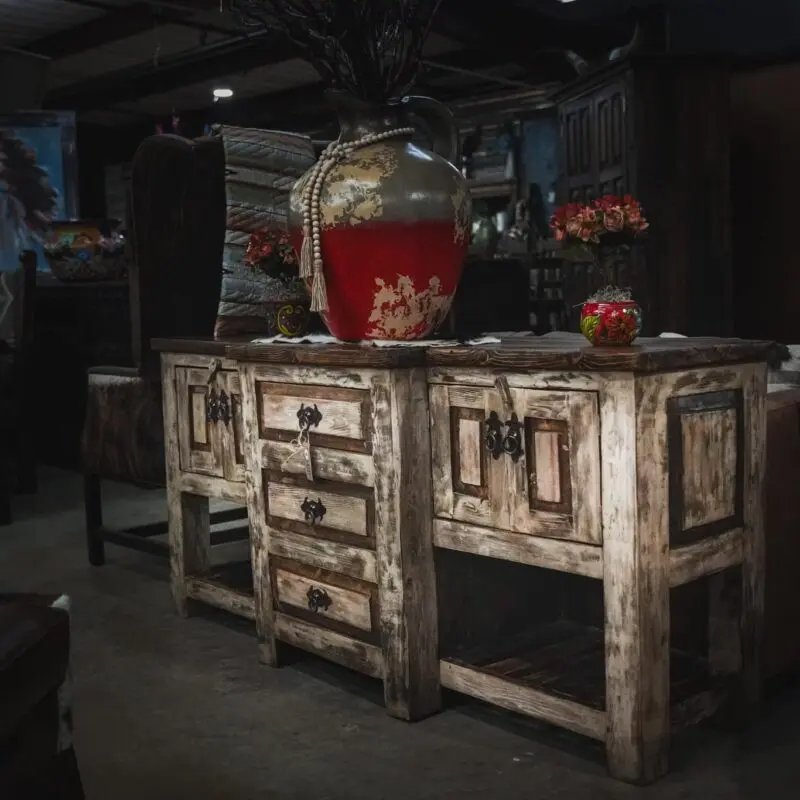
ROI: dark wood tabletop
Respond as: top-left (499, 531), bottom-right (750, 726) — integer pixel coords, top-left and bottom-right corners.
top-left (152, 333), bottom-right (788, 373)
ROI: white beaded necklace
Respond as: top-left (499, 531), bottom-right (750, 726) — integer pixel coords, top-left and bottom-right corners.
top-left (299, 126), bottom-right (415, 313)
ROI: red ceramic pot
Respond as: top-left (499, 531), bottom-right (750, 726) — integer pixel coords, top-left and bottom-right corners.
top-left (580, 300), bottom-right (642, 346)
top-left (289, 91), bottom-right (471, 341)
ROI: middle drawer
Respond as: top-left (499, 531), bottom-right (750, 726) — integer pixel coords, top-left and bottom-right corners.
top-left (266, 473), bottom-right (376, 548)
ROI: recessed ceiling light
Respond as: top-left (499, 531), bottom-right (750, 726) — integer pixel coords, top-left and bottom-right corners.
top-left (212, 87), bottom-right (234, 99)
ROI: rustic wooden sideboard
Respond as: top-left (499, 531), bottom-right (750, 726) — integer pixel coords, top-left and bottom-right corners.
top-left (153, 333), bottom-right (778, 784)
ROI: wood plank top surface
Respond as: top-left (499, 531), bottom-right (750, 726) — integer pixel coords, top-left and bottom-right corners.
top-left (152, 333), bottom-right (787, 373)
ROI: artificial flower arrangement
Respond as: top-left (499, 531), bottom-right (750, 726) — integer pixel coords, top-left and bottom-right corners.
top-left (550, 195), bottom-right (649, 345)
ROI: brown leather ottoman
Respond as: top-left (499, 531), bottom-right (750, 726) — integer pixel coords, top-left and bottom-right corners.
top-left (0, 594), bottom-right (84, 799)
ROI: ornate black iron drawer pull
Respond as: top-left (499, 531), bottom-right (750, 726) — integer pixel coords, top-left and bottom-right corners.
top-left (301, 497), bottom-right (326, 525)
top-left (206, 388), bottom-right (220, 423)
top-left (297, 403), bottom-right (323, 431)
top-left (307, 586), bottom-right (332, 613)
top-left (484, 410), bottom-right (505, 460)
top-left (502, 413), bottom-right (524, 463)
top-left (217, 390), bottom-right (231, 425)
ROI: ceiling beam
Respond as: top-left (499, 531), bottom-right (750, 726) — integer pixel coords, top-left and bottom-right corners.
top-left (45, 31), bottom-right (295, 111)
top-left (26, 1), bottom-right (238, 60)
top-left (432, 0), bottom-right (635, 67)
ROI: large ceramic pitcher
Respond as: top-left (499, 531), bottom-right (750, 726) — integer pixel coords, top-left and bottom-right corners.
top-left (288, 90), bottom-right (471, 341)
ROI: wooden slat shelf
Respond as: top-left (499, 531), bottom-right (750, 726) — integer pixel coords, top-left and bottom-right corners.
top-left (441, 621), bottom-right (715, 723)
top-left (185, 561), bottom-right (255, 621)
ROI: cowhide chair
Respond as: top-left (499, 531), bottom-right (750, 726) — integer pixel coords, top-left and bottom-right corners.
top-left (0, 250), bottom-right (38, 525)
top-left (82, 134), bottom-right (245, 565)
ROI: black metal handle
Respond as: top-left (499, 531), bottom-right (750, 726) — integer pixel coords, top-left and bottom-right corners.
top-left (206, 388), bottom-right (231, 425)
top-left (502, 413), bottom-right (524, 463)
top-left (206, 388), bottom-right (220, 423)
top-left (484, 411), bottom-right (504, 460)
top-left (217, 390), bottom-right (231, 425)
top-left (301, 497), bottom-right (326, 526)
top-left (307, 586), bottom-right (332, 614)
top-left (297, 403), bottom-right (323, 431)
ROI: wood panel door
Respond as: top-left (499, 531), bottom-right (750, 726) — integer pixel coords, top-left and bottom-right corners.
top-left (176, 366), bottom-right (225, 477)
top-left (175, 366), bottom-right (244, 480)
top-left (431, 384), bottom-right (602, 544)
top-left (594, 80), bottom-right (628, 197)
top-left (560, 95), bottom-right (596, 202)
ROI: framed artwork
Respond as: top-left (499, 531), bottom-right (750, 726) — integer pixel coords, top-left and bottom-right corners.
top-left (0, 111), bottom-right (79, 271)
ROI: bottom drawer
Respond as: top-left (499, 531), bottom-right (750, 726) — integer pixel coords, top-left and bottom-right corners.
top-left (271, 556), bottom-right (379, 645)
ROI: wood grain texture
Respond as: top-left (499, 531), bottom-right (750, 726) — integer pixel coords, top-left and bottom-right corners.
top-left (267, 482), bottom-right (368, 537)
top-left (427, 368), bottom-right (603, 392)
top-left (175, 472), bottom-right (247, 504)
top-left (433, 519), bottom-right (603, 579)
top-left (667, 387), bottom-right (744, 546)
top-left (275, 612), bottom-right (385, 678)
top-left (274, 566), bottom-right (373, 632)
top-left (152, 334), bottom-right (786, 374)
top-left (239, 361), bottom-right (279, 665)
top-left (185, 575), bottom-right (256, 621)
top-left (669, 529), bottom-right (744, 588)
top-left (175, 367), bottom-right (222, 477)
top-left (221, 370), bottom-right (246, 483)
top-left (268, 528), bottom-right (378, 583)
top-left (258, 383), bottom-right (370, 443)
top-left (440, 660), bottom-right (606, 741)
top-left (373, 368), bottom-right (440, 720)
top-left (162, 355), bottom-right (211, 617)
top-left (739, 363), bottom-right (767, 719)
top-left (601, 373), bottom-right (670, 784)
top-left (681, 408), bottom-right (738, 528)
top-left (262, 440), bottom-right (375, 487)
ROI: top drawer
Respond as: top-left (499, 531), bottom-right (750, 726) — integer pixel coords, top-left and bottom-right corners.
top-left (256, 382), bottom-right (372, 454)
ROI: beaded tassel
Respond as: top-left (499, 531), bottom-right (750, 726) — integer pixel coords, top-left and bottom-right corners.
top-left (299, 224), bottom-right (313, 279)
top-left (300, 127), bottom-right (415, 314)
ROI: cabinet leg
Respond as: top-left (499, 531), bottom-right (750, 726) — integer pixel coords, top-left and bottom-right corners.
top-left (374, 369), bottom-right (441, 721)
top-left (601, 375), bottom-right (670, 784)
top-left (84, 475), bottom-right (105, 567)
top-left (167, 488), bottom-right (210, 617)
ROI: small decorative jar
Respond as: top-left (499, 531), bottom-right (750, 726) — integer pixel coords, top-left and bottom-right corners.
top-left (580, 290), bottom-right (642, 346)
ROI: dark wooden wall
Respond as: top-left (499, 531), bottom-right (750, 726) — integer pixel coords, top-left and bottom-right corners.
top-left (731, 63), bottom-right (800, 343)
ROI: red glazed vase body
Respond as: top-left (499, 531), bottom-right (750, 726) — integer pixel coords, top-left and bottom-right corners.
top-left (289, 92), bottom-right (471, 341)
top-left (580, 300), bottom-right (642, 346)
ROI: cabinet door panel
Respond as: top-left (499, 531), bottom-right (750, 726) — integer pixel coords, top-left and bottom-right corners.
top-left (221, 371), bottom-right (246, 483)
top-left (430, 384), bottom-right (510, 530)
top-left (176, 367), bottom-right (224, 477)
top-left (431, 383), bottom-right (602, 544)
top-left (509, 389), bottom-right (602, 544)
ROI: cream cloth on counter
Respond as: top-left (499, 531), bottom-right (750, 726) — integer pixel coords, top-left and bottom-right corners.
top-left (250, 334), bottom-right (501, 347)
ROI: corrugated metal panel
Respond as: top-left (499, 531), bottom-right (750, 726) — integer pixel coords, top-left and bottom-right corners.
top-left (0, 0), bottom-right (118, 48)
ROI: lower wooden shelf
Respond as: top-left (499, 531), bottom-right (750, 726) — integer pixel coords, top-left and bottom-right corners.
top-left (441, 621), bottom-right (721, 740)
top-left (185, 561), bottom-right (255, 621)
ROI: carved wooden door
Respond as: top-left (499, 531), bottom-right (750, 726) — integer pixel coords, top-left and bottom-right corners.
top-left (175, 366), bottom-right (244, 480)
top-left (431, 384), bottom-right (602, 544)
top-left (559, 96), bottom-right (596, 202)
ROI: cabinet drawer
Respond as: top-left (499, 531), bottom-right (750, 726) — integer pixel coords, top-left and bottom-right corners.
top-left (256, 383), bottom-right (372, 453)
top-left (430, 383), bottom-right (601, 544)
top-left (267, 475), bottom-right (374, 545)
top-left (271, 557), bottom-right (378, 642)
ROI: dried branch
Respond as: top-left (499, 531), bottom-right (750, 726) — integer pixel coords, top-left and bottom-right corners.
top-left (229, 0), bottom-right (442, 104)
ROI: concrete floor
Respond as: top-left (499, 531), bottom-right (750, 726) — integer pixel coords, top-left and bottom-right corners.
top-left (3, 468), bottom-right (800, 799)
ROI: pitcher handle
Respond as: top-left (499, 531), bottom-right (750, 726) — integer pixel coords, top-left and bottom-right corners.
top-left (400, 95), bottom-right (460, 166)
